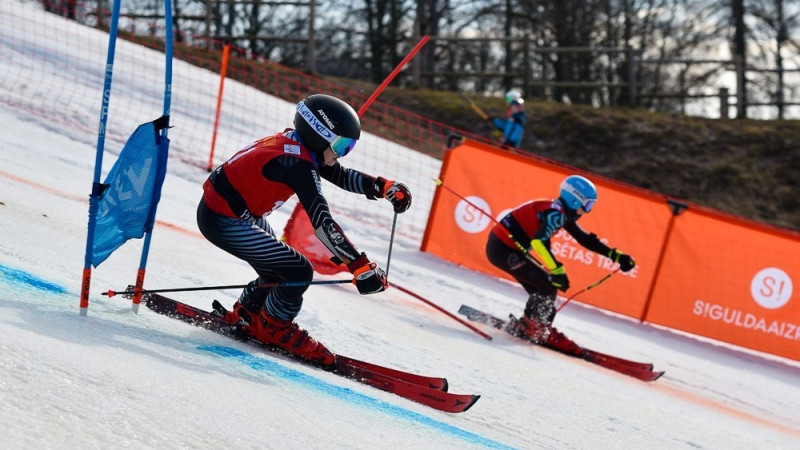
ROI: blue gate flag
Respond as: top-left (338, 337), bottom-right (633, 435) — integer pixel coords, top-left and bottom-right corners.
top-left (91, 117), bottom-right (169, 267)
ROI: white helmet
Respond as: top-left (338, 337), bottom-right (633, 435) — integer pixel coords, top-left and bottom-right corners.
top-left (505, 90), bottom-right (523, 104)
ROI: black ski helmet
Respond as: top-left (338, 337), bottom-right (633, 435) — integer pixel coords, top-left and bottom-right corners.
top-left (293, 94), bottom-right (361, 155)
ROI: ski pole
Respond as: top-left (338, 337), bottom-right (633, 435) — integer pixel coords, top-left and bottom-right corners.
top-left (556, 268), bottom-right (620, 312)
top-left (458, 93), bottom-right (490, 121)
top-left (385, 212), bottom-right (398, 279)
top-left (103, 279), bottom-right (352, 298)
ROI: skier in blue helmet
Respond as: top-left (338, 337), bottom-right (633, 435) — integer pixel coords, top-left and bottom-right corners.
top-left (485, 175), bottom-right (636, 354)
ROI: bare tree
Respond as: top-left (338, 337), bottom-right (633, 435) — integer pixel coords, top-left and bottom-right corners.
top-left (38, 0), bottom-right (800, 118)
top-left (732, 0), bottom-right (747, 118)
top-left (747, 0), bottom-right (800, 119)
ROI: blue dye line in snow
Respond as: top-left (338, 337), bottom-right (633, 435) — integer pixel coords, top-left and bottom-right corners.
top-left (200, 345), bottom-right (514, 449)
top-left (0, 263), bottom-right (67, 294)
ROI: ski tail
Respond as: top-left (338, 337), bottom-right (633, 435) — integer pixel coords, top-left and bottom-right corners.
top-left (335, 360), bottom-right (477, 413)
top-left (336, 356), bottom-right (449, 392)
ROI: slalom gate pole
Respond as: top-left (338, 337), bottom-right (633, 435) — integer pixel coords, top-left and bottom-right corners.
top-left (357, 35), bottom-right (429, 117)
top-left (80, 0), bottom-right (122, 316)
top-left (385, 212), bottom-right (398, 279)
top-left (353, 35), bottom-right (426, 281)
top-left (129, 0), bottom-right (175, 313)
top-left (391, 283), bottom-right (493, 341)
top-left (104, 279), bottom-right (352, 298)
top-left (206, 43), bottom-right (230, 172)
top-left (556, 268), bottom-right (620, 312)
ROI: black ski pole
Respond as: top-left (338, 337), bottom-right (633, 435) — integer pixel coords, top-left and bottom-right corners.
top-left (103, 279), bottom-right (352, 298)
top-left (385, 212), bottom-right (398, 279)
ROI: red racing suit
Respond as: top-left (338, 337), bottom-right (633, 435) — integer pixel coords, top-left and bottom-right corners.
top-left (202, 131), bottom-right (385, 267)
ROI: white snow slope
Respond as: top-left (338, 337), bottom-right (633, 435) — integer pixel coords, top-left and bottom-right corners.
top-left (1, 2), bottom-right (799, 449)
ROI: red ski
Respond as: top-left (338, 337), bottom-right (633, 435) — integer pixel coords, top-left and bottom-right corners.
top-left (142, 293), bottom-right (479, 413)
top-left (458, 304), bottom-right (664, 382)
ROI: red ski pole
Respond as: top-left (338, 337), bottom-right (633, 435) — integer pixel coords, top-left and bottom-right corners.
top-left (392, 283), bottom-right (493, 341)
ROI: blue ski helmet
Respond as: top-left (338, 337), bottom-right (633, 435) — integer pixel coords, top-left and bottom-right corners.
top-left (559, 175), bottom-right (597, 212)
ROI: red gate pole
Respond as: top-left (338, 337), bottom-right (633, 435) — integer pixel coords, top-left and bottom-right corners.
top-left (207, 43), bottom-right (230, 171)
top-left (357, 35), bottom-right (429, 117)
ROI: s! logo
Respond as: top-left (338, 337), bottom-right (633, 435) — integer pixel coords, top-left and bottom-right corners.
top-left (454, 196), bottom-right (491, 234)
top-left (750, 267), bottom-right (793, 309)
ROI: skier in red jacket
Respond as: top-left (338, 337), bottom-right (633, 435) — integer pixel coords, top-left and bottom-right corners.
top-left (485, 175), bottom-right (635, 353)
top-left (197, 94), bottom-right (411, 366)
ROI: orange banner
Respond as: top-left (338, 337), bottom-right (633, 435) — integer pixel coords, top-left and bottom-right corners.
top-left (646, 208), bottom-right (800, 361)
top-left (422, 140), bottom-right (672, 318)
top-left (422, 139), bottom-right (800, 362)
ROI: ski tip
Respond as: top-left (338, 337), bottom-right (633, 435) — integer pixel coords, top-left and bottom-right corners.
top-left (650, 371), bottom-right (666, 381)
top-left (462, 394), bottom-right (481, 412)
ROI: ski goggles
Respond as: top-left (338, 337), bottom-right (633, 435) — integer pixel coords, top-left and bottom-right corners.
top-left (296, 101), bottom-right (358, 157)
top-left (582, 199), bottom-right (596, 212)
top-left (329, 135), bottom-right (358, 157)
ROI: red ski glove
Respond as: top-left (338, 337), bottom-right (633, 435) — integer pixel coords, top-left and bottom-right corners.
top-left (347, 253), bottom-right (388, 295)
top-left (375, 177), bottom-right (412, 213)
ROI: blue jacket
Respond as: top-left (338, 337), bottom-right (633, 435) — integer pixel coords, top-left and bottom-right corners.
top-left (491, 102), bottom-right (526, 147)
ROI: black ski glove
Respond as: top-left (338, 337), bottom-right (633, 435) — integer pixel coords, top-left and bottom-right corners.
top-left (550, 264), bottom-right (570, 292)
top-left (608, 249), bottom-right (636, 272)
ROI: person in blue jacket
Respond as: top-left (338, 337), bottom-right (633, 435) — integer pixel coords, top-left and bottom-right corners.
top-left (490, 90), bottom-right (526, 148)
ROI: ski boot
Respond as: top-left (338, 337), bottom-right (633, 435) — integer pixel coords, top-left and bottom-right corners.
top-left (240, 307), bottom-right (336, 367)
top-left (510, 315), bottom-right (584, 357)
top-left (510, 315), bottom-right (551, 343)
